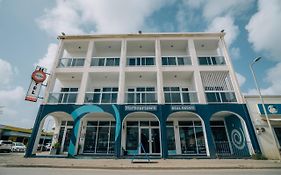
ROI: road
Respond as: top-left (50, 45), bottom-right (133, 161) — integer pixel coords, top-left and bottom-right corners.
top-left (0, 168), bottom-right (281, 175)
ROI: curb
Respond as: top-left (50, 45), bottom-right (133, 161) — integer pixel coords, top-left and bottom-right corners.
top-left (2, 164), bottom-right (281, 170)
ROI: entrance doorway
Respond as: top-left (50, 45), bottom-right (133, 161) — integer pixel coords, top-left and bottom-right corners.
top-left (123, 112), bottom-right (161, 156)
top-left (57, 121), bottom-right (73, 153)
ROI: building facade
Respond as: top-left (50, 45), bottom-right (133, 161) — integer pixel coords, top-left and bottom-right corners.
top-left (245, 95), bottom-right (281, 159)
top-left (25, 33), bottom-right (260, 158)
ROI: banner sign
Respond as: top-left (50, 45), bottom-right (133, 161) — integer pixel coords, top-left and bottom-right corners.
top-left (258, 104), bottom-right (281, 116)
top-left (25, 66), bottom-right (47, 102)
top-left (124, 105), bottom-right (157, 111)
top-left (171, 105), bottom-right (196, 111)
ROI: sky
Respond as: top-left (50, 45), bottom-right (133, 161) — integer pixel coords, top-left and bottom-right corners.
top-left (0, 0), bottom-right (281, 128)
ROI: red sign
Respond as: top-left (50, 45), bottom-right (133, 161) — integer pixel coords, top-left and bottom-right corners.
top-left (31, 70), bottom-right (47, 83)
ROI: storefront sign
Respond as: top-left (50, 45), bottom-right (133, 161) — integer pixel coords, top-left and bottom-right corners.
top-left (25, 66), bottom-right (47, 102)
top-left (124, 105), bottom-right (157, 111)
top-left (258, 104), bottom-right (281, 115)
top-left (171, 105), bottom-right (196, 111)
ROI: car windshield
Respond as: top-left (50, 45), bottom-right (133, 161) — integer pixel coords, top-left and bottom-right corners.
top-left (16, 143), bottom-right (24, 146)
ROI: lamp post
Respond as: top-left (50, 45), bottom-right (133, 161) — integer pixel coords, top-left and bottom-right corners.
top-left (249, 57), bottom-right (281, 160)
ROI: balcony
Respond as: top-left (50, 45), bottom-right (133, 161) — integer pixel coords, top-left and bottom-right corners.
top-left (48, 92), bottom-right (78, 104)
top-left (164, 87), bottom-right (198, 104)
top-left (126, 56), bottom-right (155, 66)
top-left (162, 56), bottom-right (191, 66)
top-left (91, 57), bottom-right (120, 67)
top-left (205, 91), bottom-right (237, 103)
top-left (198, 56), bottom-right (225, 66)
top-left (125, 87), bottom-right (157, 104)
top-left (57, 58), bottom-right (85, 68)
top-left (84, 87), bottom-right (118, 104)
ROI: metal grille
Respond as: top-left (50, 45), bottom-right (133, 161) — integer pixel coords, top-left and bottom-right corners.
top-left (201, 71), bottom-right (234, 91)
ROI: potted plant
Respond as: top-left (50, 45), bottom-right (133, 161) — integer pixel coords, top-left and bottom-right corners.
top-left (50, 142), bottom-right (61, 155)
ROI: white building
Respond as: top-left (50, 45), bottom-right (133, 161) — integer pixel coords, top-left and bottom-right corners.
top-left (245, 95), bottom-right (281, 159)
top-left (25, 33), bottom-right (260, 159)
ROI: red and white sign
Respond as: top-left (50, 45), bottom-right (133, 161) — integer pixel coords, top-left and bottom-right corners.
top-left (25, 66), bottom-right (47, 102)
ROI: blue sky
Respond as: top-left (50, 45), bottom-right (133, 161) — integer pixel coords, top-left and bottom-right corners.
top-left (0, 0), bottom-right (281, 128)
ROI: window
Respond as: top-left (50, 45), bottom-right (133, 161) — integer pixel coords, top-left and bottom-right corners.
top-left (126, 87), bottom-right (157, 104)
top-left (127, 57), bottom-right (155, 66)
top-left (84, 87), bottom-right (118, 104)
top-left (48, 87), bottom-right (78, 104)
top-left (198, 56), bottom-right (225, 65)
top-left (57, 58), bottom-right (85, 67)
top-left (162, 56), bottom-right (191, 66)
top-left (91, 57), bottom-right (120, 66)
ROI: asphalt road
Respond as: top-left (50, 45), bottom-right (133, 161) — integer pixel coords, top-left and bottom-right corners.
top-left (0, 168), bottom-right (281, 175)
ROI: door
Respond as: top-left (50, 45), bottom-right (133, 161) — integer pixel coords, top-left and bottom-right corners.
top-left (151, 128), bottom-right (160, 153)
top-left (140, 128), bottom-right (149, 153)
top-left (62, 128), bottom-right (72, 152)
top-left (140, 127), bottom-right (160, 154)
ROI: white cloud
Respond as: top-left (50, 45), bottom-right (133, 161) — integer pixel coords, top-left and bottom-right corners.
top-left (230, 47), bottom-right (241, 60)
top-left (34, 43), bottom-right (58, 71)
top-left (246, 0), bottom-right (281, 61)
top-left (206, 16), bottom-right (239, 46)
top-left (236, 72), bottom-right (246, 87)
top-left (37, 0), bottom-right (171, 36)
top-left (0, 86), bottom-right (25, 106)
top-left (246, 62), bottom-right (281, 95)
top-left (0, 58), bottom-right (13, 85)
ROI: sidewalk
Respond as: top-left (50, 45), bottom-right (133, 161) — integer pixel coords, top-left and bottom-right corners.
top-left (0, 154), bottom-right (281, 169)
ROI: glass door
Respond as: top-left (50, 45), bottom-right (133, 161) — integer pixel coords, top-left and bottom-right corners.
top-left (151, 128), bottom-right (160, 154)
top-left (140, 128), bottom-right (150, 153)
top-left (63, 128), bottom-right (72, 152)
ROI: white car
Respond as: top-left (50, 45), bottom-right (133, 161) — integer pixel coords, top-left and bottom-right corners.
top-left (12, 142), bottom-right (26, 152)
top-left (0, 140), bottom-right (12, 153)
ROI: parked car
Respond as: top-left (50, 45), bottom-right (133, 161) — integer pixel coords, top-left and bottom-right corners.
top-left (0, 140), bottom-right (12, 153)
top-left (12, 142), bottom-right (26, 152)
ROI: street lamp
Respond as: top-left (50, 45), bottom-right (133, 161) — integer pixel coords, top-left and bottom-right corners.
top-left (249, 57), bottom-right (281, 160)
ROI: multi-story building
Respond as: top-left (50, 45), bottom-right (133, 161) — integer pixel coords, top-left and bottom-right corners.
top-left (25, 32), bottom-right (260, 159)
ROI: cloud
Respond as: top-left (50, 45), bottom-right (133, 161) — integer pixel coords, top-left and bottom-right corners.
top-left (37, 0), bottom-right (171, 36)
top-left (246, 0), bottom-right (281, 61)
top-left (246, 62), bottom-right (281, 95)
top-left (206, 16), bottom-right (239, 46)
top-left (0, 86), bottom-right (25, 106)
top-left (34, 43), bottom-right (58, 71)
top-left (230, 47), bottom-right (241, 60)
top-left (0, 58), bottom-right (13, 85)
top-left (236, 72), bottom-right (246, 87)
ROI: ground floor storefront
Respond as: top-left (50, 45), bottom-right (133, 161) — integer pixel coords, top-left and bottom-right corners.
top-left (25, 104), bottom-right (260, 159)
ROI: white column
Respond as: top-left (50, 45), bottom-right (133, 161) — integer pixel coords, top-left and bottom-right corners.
top-left (155, 39), bottom-right (164, 104)
top-left (44, 40), bottom-right (64, 104)
top-left (117, 39), bottom-right (126, 104)
top-left (219, 38), bottom-right (244, 103)
top-left (188, 39), bottom-right (207, 104)
top-left (77, 41), bottom-right (93, 104)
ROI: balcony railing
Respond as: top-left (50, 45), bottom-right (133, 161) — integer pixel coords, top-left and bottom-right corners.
top-left (162, 56), bottom-right (192, 66)
top-left (126, 56), bottom-right (155, 66)
top-left (57, 58), bottom-right (85, 68)
top-left (205, 91), bottom-right (237, 103)
top-left (164, 91), bottom-right (198, 104)
top-left (91, 57), bottom-right (120, 67)
top-left (125, 92), bottom-right (157, 104)
top-left (84, 92), bottom-right (118, 104)
top-left (198, 56), bottom-right (225, 65)
top-left (48, 92), bottom-right (78, 104)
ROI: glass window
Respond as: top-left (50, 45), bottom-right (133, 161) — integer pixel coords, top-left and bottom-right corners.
top-left (167, 127), bottom-right (176, 151)
top-left (101, 93), bottom-right (111, 103)
top-left (87, 121), bottom-right (98, 126)
top-left (179, 121), bottom-right (193, 126)
top-left (140, 121), bottom-right (149, 126)
top-left (177, 57), bottom-right (185, 65)
top-left (274, 127), bottom-right (281, 147)
top-left (127, 121), bottom-right (138, 126)
top-left (106, 58), bottom-right (114, 66)
top-left (146, 57), bottom-right (154, 65)
top-left (171, 92), bottom-right (181, 103)
top-left (75, 59), bottom-right (85, 66)
top-left (162, 57), bottom-right (168, 65)
top-left (150, 121), bottom-right (159, 126)
top-left (166, 121), bottom-right (174, 126)
top-left (206, 92), bottom-right (221, 102)
top-left (168, 57), bottom-right (176, 65)
top-left (67, 93), bottom-right (77, 103)
top-left (221, 92), bottom-right (237, 102)
top-left (126, 127), bottom-right (139, 151)
top-left (115, 58), bottom-right (120, 66)
top-left (179, 127), bottom-right (197, 154)
top-left (98, 58), bottom-right (105, 66)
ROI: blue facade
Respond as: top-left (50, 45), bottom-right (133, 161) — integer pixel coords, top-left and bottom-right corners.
top-left (25, 104), bottom-right (260, 158)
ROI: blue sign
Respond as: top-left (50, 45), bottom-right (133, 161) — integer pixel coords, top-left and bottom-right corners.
top-left (258, 104), bottom-right (281, 115)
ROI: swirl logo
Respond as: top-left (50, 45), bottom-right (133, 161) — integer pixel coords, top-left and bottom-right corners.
top-left (231, 128), bottom-right (245, 150)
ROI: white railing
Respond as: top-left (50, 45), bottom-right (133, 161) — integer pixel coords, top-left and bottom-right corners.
top-left (126, 56), bottom-right (155, 66)
top-left (197, 56), bottom-right (225, 65)
top-left (84, 92), bottom-right (118, 104)
top-left (205, 91), bottom-right (237, 103)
